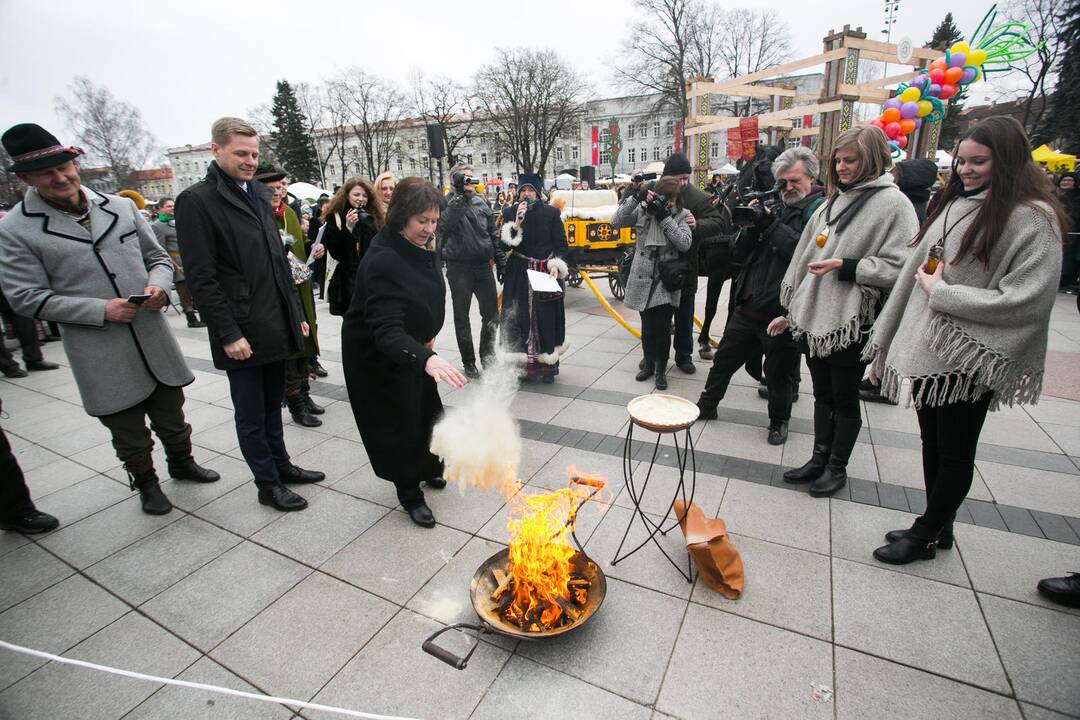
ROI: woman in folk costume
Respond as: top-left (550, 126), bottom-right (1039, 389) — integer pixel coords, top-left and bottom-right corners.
top-left (499, 173), bottom-right (569, 383)
top-left (612, 175), bottom-right (693, 391)
top-left (778, 126), bottom-right (919, 498)
top-left (254, 166), bottom-right (324, 428)
top-left (864, 116), bottom-right (1066, 565)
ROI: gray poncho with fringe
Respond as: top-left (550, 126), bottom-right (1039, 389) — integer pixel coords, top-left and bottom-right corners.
top-left (862, 191), bottom-right (1062, 410)
top-left (780, 172), bottom-right (918, 357)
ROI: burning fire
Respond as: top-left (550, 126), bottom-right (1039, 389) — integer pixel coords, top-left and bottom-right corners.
top-left (493, 467), bottom-right (605, 632)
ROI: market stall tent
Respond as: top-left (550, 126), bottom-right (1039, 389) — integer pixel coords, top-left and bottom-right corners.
top-left (1031, 145), bottom-right (1076, 172)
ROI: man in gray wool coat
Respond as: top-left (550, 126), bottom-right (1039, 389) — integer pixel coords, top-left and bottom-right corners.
top-left (0, 123), bottom-right (220, 517)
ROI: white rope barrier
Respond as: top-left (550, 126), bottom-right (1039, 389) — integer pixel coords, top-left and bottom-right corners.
top-left (0, 639), bottom-right (424, 720)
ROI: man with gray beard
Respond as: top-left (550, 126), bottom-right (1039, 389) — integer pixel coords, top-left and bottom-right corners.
top-left (696, 147), bottom-right (824, 446)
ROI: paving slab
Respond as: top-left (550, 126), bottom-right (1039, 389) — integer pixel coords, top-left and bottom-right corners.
top-left (717, 479), bottom-right (831, 555)
top-left (0, 542), bottom-right (74, 613)
top-left (832, 558), bottom-right (1009, 693)
top-left (979, 593), bottom-right (1080, 716)
top-left (977, 461), bottom-right (1080, 518)
top-left (210, 571), bottom-right (396, 701)
top-left (38, 495), bottom-right (181, 569)
top-left (656, 602), bottom-right (834, 720)
top-left (31, 473), bottom-right (130, 528)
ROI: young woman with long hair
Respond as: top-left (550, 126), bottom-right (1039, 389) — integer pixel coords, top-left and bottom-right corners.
top-left (373, 171), bottom-right (397, 208)
top-left (321, 177), bottom-right (384, 316)
top-left (865, 116), bottom-right (1067, 564)
top-left (778, 126), bottom-right (920, 498)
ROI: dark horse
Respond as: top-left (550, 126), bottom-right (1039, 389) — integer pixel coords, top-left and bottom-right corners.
top-left (697, 141), bottom-right (785, 374)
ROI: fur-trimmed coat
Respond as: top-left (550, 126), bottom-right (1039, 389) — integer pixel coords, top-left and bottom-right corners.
top-left (0, 187), bottom-right (194, 416)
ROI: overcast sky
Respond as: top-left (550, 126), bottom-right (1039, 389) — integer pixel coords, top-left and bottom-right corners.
top-left (1, 0), bottom-right (1007, 151)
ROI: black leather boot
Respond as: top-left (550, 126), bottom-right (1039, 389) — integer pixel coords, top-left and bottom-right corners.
top-left (287, 394), bottom-right (322, 427)
top-left (301, 391), bottom-right (324, 415)
top-left (873, 534), bottom-right (937, 564)
top-left (635, 360), bottom-right (655, 382)
top-left (396, 481), bottom-right (435, 527)
top-left (258, 483), bottom-right (308, 511)
top-left (129, 469), bottom-right (172, 515)
top-left (278, 464), bottom-right (326, 484)
top-left (809, 416), bottom-right (861, 497)
top-left (886, 520), bottom-right (954, 549)
top-left (165, 444), bottom-right (221, 483)
top-left (425, 476), bottom-right (447, 489)
top-left (185, 311), bottom-right (207, 328)
top-left (784, 402), bottom-right (833, 483)
top-left (654, 361), bottom-right (668, 391)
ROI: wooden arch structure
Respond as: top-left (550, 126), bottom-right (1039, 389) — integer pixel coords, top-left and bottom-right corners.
top-left (684, 25), bottom-right (946, 186)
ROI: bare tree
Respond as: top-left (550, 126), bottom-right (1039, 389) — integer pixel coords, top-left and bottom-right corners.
top-left (473, 48), bottom-right (590, 177)
top-left (1002, 0), bottom-right (1065, 134)
top-left (712, 8), bottom-right (792, 116)
top-left (334, 69), bottom-right (408, 180)
top-left (246, 102), bottom-right (278, 165)
top-left (0, 145), bottom-right (22, 207)
top-left (295, 81), bottom-right (339, 188)
top-left (323, 79), bottom-right (356, 187)
top-left (55, 76), bottom-right (158, 188)
top-left (410, 71), bottom-right (476, 168)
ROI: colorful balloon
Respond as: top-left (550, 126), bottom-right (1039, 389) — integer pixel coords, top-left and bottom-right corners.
top-left (969, 49), bottom-right (987, 66)
top-left (882, 107), bottom-right (901, 123)
top-left (961, 67), bottom-right (977, 84)
top-left (929, 68), bottom-right (945, 84)
top-left (945, 66), bottom-right (964, 84)
top-left (897, 135), bottom-right (909, 150)
top-left (900, 87), bottom-right (921, 103)
top-left (950, 42), bottom-right (971, 56)
top-left (870, 117), bottom-right (885, 129)
top-left (929, 83), bottom-right (943, 97)
top-left (915, 118), bottom-right (923, 129)
top-left (900, 101), bottom-right (919, 119)
top-left (930, 59), bottom-right (947, 72)
top-left (939, 84), bottom-right (957, 100)
top-left (884, 97), bottom-right (902, 110)
top-left (917, 101), bottom-right (933, 117)
top-left (950, 51), bottom-right (967, 68)
top-left (900, 119), bottom-right (916, 135)
top-left (885, 122), bottom-right (902, 139)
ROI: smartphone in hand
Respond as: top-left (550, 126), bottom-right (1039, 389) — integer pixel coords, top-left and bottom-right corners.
top-left (126, 293), bottom-right (152, 305)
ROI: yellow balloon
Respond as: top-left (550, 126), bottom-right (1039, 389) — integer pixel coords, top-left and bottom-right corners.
top-left (969, 49), bottom-right (987, 66)
top-left (950, 42), bottom-right (971, 56)
top-left (900, 87), bottom-right (921, 103)
top-left (916, 100), bottom-right (933, 117)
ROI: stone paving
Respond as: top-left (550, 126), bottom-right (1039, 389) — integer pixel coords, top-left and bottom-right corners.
top-left (1, 279), bottom-right (1079, 720)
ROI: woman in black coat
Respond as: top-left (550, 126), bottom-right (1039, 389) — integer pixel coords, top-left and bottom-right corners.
top-left (341, 177), bottom-right (467, 527)
top-left (321, 177), bottom-right (383, 316)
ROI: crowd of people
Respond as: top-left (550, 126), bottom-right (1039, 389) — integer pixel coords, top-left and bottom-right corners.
top-left (0, 112), bottom-right (1077, 607)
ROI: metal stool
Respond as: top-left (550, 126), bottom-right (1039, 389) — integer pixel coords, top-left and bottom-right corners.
top-left (611, 394), bottom-right (699, 582)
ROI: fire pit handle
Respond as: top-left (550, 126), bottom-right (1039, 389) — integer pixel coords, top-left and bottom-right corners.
top-left (422, 623), bottom-right (486, 670)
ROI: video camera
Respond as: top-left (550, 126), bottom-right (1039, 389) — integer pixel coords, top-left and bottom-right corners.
top-left (732, 182), bottom-right (784, 228)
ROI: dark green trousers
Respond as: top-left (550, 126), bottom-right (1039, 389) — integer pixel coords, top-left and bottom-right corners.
top-left (97, 384), bottom-right (191, 473)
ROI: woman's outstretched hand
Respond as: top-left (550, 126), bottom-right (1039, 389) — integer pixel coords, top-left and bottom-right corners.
top-left (425, 355), bottom-right (467, 388)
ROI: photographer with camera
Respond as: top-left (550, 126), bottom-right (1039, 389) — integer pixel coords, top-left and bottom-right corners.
top-left (321, 177), bottom-right (384, 316)
top-left (613, 175), bottom-right (693, 391)
top-left (695, 148), bottom-right (824, 445)
top-left (438, 164), bottom-right (506, 378)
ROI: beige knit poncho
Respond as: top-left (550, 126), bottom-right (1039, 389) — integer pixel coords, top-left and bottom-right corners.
top-left (862, 191), bottom-right (1062, 409)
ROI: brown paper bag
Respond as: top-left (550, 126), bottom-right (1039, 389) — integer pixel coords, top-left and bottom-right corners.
top-left (674, 500), bottom-right (744, 599)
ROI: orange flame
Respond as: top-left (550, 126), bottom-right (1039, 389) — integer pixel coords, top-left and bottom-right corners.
top-left (504, 467), bottom-right (606, 631)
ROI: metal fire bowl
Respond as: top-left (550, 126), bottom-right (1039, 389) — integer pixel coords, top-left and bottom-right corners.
top-left (421, 547), bottom-right (607, 669)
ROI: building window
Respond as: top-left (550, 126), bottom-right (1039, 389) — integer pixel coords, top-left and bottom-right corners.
top-left (666, 119), bottom-right (675, 136)
top-left (409, 158), bottom-right (417, 169)
top-left (420, 139), bottom-right (428, 150)
top-left (792, 117), bottom-right (804, 129)
top-left (640, 123), bottom-right (648, 138)
top-left (556, 147), bottom-right (564, 162)
top-left (627, 124), bottom-right (635, 140)
top-left (599, 128), bottom-right (609, 143)
top-left (481, 153), bottom-right (488, 164)
top-left (571, 146), bottom-right (579, 160)
top-left (482, 173), bottom-right (489, 183)
top-left (628, 148), bottom-right (636, 163)
top-left (653, 120), bottom-right (661, 136)
top-left (652, 146), bottom-right (661, 161)
top-left (710, 142), bottom-right (719, 159)
top-left (397, 158), bottom-right (403, 173)
top-left (465, 135), bottom-right (473, 145)
top-left (467, 154), bottom-right (474, 165)
top-left (495, 153), bottom-right (502, 164)
top-left (422, 157), bottom-right (429, 168)
top-left (640, 146), bottom-right (647, 161)
top-left (599, 149), bottom-right (610, 165)
top-left (407, 140), bottom-right (415, 150)
top-left (497, 172), bottom-right (503, 179)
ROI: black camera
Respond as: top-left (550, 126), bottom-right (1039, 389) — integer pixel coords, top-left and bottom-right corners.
top-left (732, 183), bottom-right (783, 228)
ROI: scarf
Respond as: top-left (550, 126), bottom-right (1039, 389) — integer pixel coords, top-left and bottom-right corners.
top-left (780, 172), bottom-right (919, 357)
top-left (863, 192), bottom-right (1062, 409)
top-left (157, 213), bottom-right (173, 222)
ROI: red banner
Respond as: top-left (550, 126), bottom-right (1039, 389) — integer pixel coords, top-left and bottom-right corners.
top-left (739, 117), bottom-right (759, 160)
top-left (673, 121), bottom-right (682, 153)
top-left (727, 127), bottom-right (743, 161)
top-left (801, 115), bottom-right (813, 147)
top-left (590, 126), bottom-right (599, 166)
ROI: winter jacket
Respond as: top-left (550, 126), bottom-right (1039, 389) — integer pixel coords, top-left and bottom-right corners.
top-left (893, 159), bottom-right (938, 223)
top-left (612, 196), bottom-right (693, 311)
top-left (733, 190), bottom-right (824, 320)
top-left (323, 210), bottom-right (377, 316)
top-left (437, 190), bottom-right (506, 267)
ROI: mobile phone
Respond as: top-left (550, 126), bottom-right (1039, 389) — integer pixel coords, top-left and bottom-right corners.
top-left (127, 293), bottom-right (152, 305)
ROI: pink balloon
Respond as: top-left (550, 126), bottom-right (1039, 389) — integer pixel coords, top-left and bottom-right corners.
top-left (929, 68), bottom-right (945, 84)
top-left (900, 101), bottom-right (919, 119)
top-left (885, 122), bottom-right (902, 139)
top-left (939, 84), bottom-right (957, 100)
top-left (870, 117), bottom-right (885, 129)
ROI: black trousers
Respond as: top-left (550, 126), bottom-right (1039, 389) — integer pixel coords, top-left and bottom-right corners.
top-left (446, 261), bottom-right (498, 367)
top-left (911, 379), bottom-right (993, 540)
top-left (0, 425), bottom-right (34, 520)
top-left (673, 289), bottom-right (695, 363)
top-left (699, 312), bottom-right (799, 422)
top-left (641, 303), bottom-right (676, 365)
top-left (805, 342), bottom-right (865, 420)
top-left (226, 361), bottom-right (290, 488)
top-left (0, 289), bottom-right (43, 368)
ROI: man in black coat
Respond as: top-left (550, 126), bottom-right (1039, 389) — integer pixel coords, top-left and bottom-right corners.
top-left (696, 147), bottom-right (824, 446)
top-left (175, 117), bottom-right (324, 512)
top-left (660, 153), bottom-right (725, 374)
